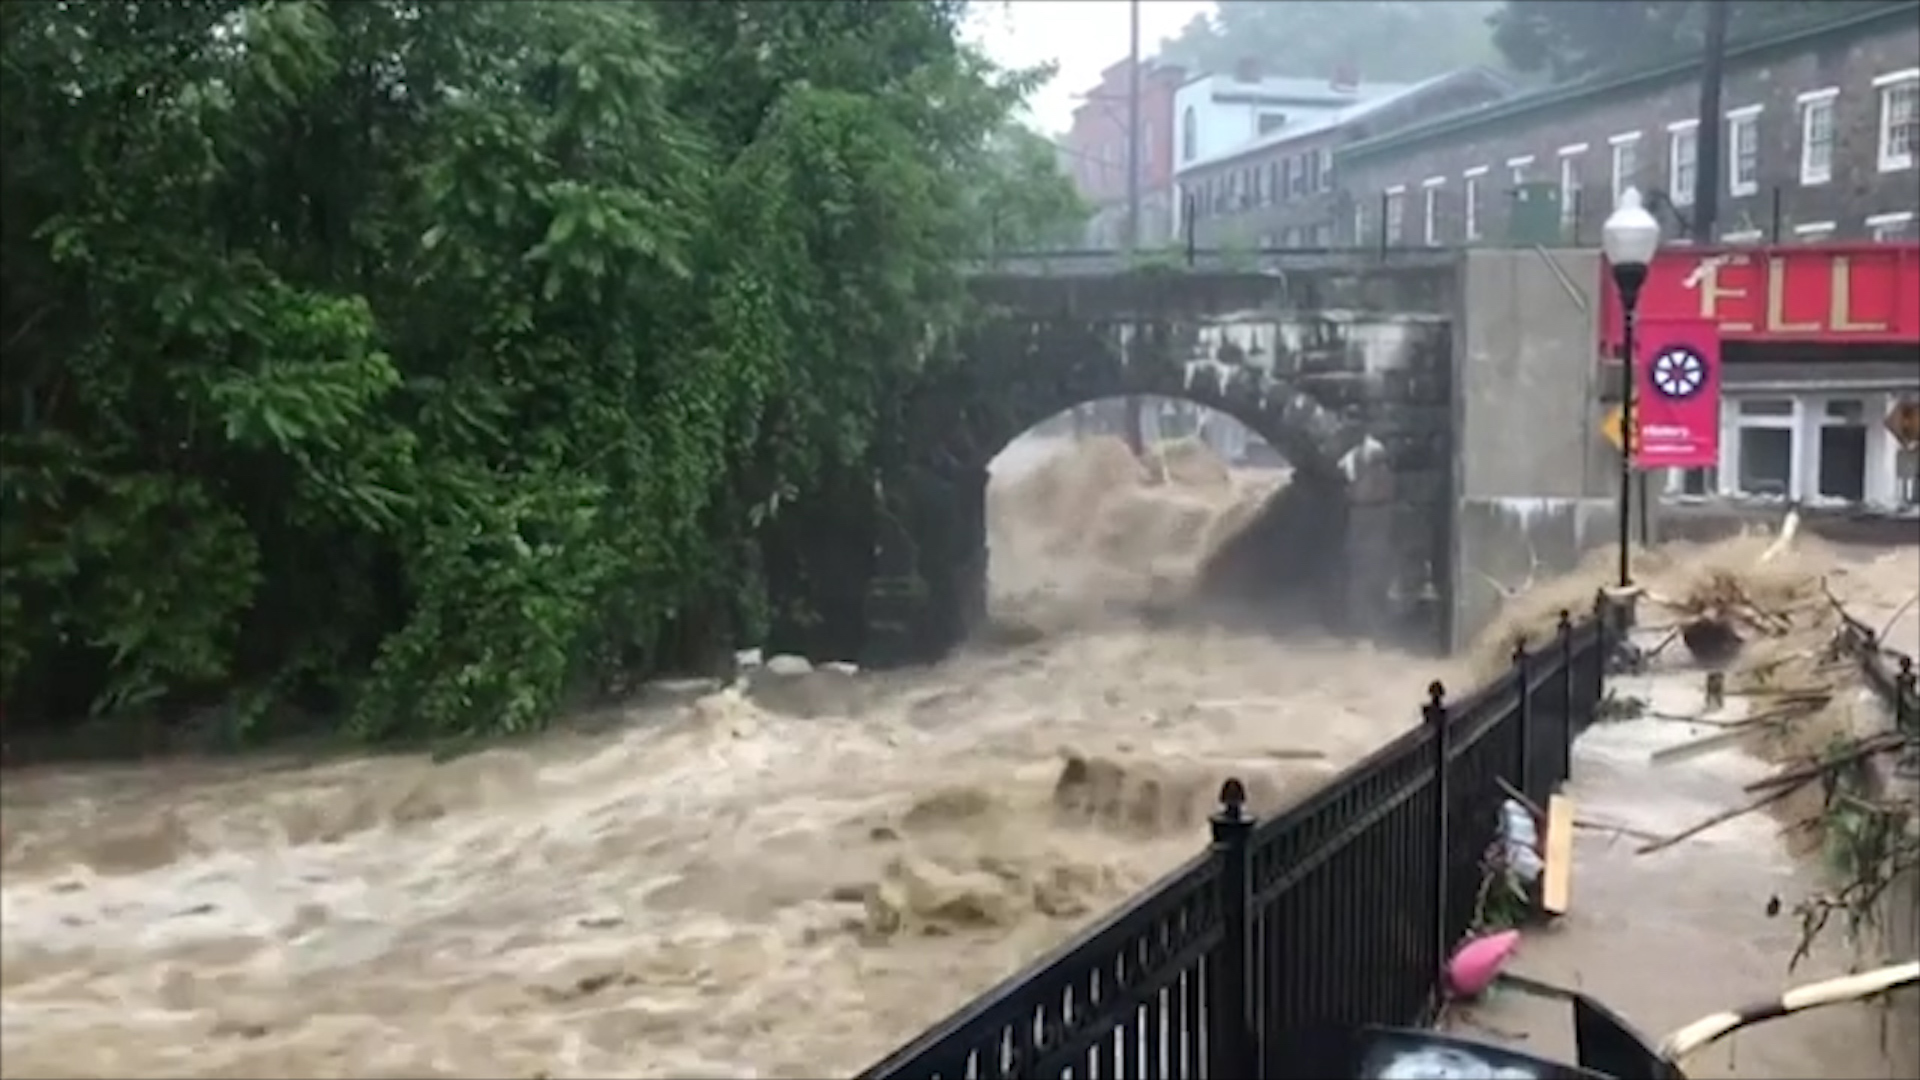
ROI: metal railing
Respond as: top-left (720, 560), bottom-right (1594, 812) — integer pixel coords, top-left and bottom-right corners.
top-left (857, 603), bottom-right (1611, 1080)
top-left (1834, 605), bottom-right (1919, 775)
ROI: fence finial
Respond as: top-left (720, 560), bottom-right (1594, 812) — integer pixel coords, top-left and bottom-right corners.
top-left (1213, 778), bottom-right (1253, 831)
top-left (1427, 680), bottom-right (1446, 705)
top-left (1512, 637), bottom-right (1529, 664)
top-left (1218, 777), bottom-right (1248, 814)
top-left (1557, 609), bottom-right (1573, 633)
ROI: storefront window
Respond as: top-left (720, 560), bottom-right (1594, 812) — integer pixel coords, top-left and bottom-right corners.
top-left (1736, 428), bottom-right (1794, 496)
top-left (1731, 398), bottom-right (1795, 498)
top-left (1816, 399), bottom-right (1869, 503)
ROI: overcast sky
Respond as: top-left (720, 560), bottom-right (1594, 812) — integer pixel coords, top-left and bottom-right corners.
top-left (964, 1), bottom-right (1214, 135)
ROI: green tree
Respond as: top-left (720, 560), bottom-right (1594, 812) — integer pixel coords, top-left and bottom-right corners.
top-left (974, 124), bottom-right (1090, 253)
top-left (0, 0), bottom-right (1076, 745)
top-left (1488, 1), bottom-right (1909, 82)
top-left (1156, 1), bottom-right (1507, 82)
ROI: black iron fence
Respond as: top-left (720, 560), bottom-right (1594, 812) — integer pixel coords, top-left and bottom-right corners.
top-left (857, 605), bottom-right (1611, 1080)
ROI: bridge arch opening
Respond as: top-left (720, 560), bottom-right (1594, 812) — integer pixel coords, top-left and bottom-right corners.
top-left (981, 393), bottom-right (1355, 644)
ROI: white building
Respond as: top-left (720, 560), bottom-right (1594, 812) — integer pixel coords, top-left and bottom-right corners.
top-left (1173, 63), bottom-right (1411, 184)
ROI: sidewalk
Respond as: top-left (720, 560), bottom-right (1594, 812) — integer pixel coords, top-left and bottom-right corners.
top-left (1446, 663), bottom-right (1905, 1080)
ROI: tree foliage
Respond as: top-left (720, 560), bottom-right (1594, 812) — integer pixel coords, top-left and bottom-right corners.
top-left (1488, 1), bottom-right (1910, 82)
top-left (0, 0), bottom-right (1085, 744)
top-left (1155, 1), bottom-right (1506, 83)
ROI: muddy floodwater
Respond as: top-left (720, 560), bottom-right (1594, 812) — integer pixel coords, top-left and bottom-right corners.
top-left (5, 434), bottom-right (1914, 1079)
top-left (1, 435), bottom-right (1436, 1079)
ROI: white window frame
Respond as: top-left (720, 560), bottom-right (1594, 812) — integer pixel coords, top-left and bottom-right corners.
top-left (1507, 154), bottom-right (1534, 188)
top-left (1797, 87), bottom-right (1838, 186)
top-left (1384, 185), bottom-right (1406, 245)
top-left (1667, 119), bottom-right (1699, 206)
top-left (1463, 165), bottom-right (1488, 241)
top-left (1421, 177), bottom-right (1445, 246)
top-left (1874, 69), bottom-right (1919, 172)
top-left (1712, 393), bottom-right (1905, 506)
top-left (1557, 144), bottom-right (1586, 230)
top-left (1726, 105), bottom-right (1762, 197)
top-left (1811, 397), bottom-right (1877, 505)
top-left (1607, 132), bottom-right (1641, 205)
top-left (1867, 210), bottom-right (1917, 241)
top-left (1727, 397), bottom-right (1803, 501)
top-left (1793, 220), bottom-right (1837, 241)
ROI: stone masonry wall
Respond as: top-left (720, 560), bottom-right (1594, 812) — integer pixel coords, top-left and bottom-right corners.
top-left (861, 261), bottom-right (1463, 666)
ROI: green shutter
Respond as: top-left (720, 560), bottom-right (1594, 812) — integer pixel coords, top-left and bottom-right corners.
top-left (1505, 181), bottom-right (1562, 245)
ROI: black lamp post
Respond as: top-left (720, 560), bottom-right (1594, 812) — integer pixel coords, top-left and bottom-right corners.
top-left (1601, 188), bottom-right (1661, 589)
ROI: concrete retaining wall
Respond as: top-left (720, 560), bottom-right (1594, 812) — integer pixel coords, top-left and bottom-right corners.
top-left (1448, 248), bottom-right (1643, 650)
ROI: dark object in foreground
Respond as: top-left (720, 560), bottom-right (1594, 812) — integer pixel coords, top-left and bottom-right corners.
top-left (1269, 962), bottom-right (1920, 1079)
top-left (1270, 973), bottom-right (1677, 1079)
top-left (1680, 617), bottom-right (1744, 668)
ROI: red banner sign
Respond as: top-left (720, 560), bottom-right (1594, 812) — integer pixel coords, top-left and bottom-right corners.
top-left (1634, 317), bottom-right (1721, 469)
top-left (1600, 243), bottom-right (1920, 347)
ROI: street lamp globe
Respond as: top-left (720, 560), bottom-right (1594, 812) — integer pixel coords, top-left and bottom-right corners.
top-left (1602, 188), bottom-right (1661, 268)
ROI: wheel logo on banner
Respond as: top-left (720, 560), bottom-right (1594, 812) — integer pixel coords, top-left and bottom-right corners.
top-left (1649, 345), bottom-right (1709, 400)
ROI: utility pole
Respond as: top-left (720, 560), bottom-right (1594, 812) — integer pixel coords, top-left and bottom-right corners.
top-left (1692, 0), bottom-right (1730, 242)
top-left (1122, 0), bottom-right (1146, 458)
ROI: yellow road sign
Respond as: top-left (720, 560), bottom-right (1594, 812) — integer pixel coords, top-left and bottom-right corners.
top-left (1601, 405), bottom-right (1641, 456)
top-left (1602, 405), bottom-right (1625, 451)
top-left (1886, 399), bottom-right (1920, 450)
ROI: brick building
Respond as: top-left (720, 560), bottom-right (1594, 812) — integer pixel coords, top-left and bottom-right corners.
top-left (1175, 67), bottom-right (1514, 249)
top-left (1062, 58), bottom-right (1187, 249)
top-left (1335, 3), bottom-right (1920, 249)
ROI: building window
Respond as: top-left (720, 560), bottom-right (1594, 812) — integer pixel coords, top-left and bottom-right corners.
top-left (1353, 200), bottom-right (1367, 246)
top-left (1422, 178), bottom-right (1444, 246)
top-left (1557, 145), bottom-right (1585, 233)
top-left (1793, 220), bottom-right (1837, 242)
top-left (1507, 154), bottom-right (1534, 188)
top-left (1817, 399), bottom-right (1869, 504)
top-left (1668, 120), bottom-right (1699, 206)
top-left (1318, 147), bottom-right (1334, 192)
top-left (1607, 133), bottom-right (1640, 205)
top-left (1716, 393), bottom-right (1907, 506)
top-left (1727, 105), bottom-right (1761, 197)
top-left (1799, 88), bottom-right (1838, 185)
top-left (1384, 187), bottom-right (1405, 245)
top-left (1290, 155), bottom-right (1308, 197)
top-left (1667, 466), bottom-right (1720, 498)
top-left (1258, 111), bottom-right (1288, 136)
top-left (1182, 106), bottom-right (1198, 163)
top-left (1731, 398), bottom-right (1796, 499)
top-left (1463, 167), bottom-right (1486, 241)
top-left (1875, 69), bottom-right (1919, 171)
top-left (1868, 210), bottom-right (1917, 241)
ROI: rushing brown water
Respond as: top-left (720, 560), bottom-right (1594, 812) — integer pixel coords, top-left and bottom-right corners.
top-left (1, 433), bottom-right (1438, 1079)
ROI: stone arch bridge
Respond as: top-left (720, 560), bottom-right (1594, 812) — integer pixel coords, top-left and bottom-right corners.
top-left (777, 255), bottom-right (1466, 668)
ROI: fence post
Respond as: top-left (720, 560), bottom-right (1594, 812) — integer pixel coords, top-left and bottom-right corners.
top-left (1425, 681), bottom-right (1452, 999)
top-left (1207, 778), bottom-right (1258, 1077)
top-left (1896, 658), bottom-right (1918, 779)
top-left (1512, 638), bottom-right (1533, 804)
top-left (1556, 610), bottom-right (1575, 784)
